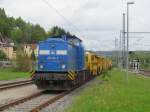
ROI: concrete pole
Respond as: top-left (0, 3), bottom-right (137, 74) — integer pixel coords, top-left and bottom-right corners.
top-left (122, 13), bottom-right (126, 69)
top-left (126, 2), bottom-right (134, 83)
top-left (119, 30), bottom-right (122, 69)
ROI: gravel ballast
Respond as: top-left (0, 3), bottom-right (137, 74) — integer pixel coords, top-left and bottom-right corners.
top-left (42, 78), bottom-right (101, 112)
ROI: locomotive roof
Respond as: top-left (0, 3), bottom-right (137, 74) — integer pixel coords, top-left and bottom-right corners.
top-left (67, 35), bottom-right (82, 42)
top-left (39, 35), bottom-right (83, 47)
top-left (48, 35), bottom-right (82, 42)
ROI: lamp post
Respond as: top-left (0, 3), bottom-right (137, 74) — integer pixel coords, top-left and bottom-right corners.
top-left (126, 2), bottom-right (134, 83)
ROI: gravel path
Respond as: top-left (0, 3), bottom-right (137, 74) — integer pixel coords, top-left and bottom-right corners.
top-left (42, 78), bottom-right (101, 112)
top-left (0, 84), bottom-right (42, 107)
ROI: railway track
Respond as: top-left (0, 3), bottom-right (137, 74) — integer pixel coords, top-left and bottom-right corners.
top-left (0, 80), bottom-right (89, 112)
top-left (0, 90), bottom-right (68, 112)
top-left (0, 80), bottom-right (33, 91)
top-left (140, 69), bottom-right (150, 77)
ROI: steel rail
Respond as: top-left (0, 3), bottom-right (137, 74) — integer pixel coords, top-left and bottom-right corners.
top-left (0, 80), bottom-right (33, 91)
top-left (31, 91), bottom-right (68, 112)
top-left (140, 69), bottom-right (150, 77)
top-left (0, 77), bottom-right (95, 111)
top-left (0, 91), bottom-right (44, 111)
top-left (31, 78), bottom-right (94, 112)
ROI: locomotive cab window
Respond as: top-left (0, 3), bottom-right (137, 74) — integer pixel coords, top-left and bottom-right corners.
top-left (68, 38), bottom-right (81, 46)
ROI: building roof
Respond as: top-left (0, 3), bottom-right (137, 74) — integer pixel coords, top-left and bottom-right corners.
top-left (0, 44), bottom-right (14, 47)
top-left (0, 32), bottom-right (14, 47)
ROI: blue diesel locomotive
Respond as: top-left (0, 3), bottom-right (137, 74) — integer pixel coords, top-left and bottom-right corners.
top-left (32, 35), bottom-right (86, 90)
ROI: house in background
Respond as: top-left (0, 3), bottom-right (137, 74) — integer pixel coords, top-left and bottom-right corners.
top-left (0, 33), bottom-right (16, 60)
top-left (0, 33), bottom-right (39, 60)
top-left (1, 44), bottom-right (14, 59)
top-left (23, 44), bottom-right (38, 58)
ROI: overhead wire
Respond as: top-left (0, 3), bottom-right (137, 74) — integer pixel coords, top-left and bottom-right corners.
top-left (40, 0), bottom-right (85, 38)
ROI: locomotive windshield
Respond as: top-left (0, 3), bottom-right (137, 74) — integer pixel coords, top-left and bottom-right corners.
top-left (68, 38), bottom-right (81, 46)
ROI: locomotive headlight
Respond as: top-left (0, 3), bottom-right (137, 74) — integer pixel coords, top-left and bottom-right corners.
top-left (62, 64), bottom-right (66, 69)
top-left (40, 65), bottom-right (43, 69)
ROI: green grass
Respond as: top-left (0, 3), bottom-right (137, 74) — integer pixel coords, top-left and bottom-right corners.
top-left (0, 68), bottom-right (30, 80)
top-left (66, 69), bottom-right (150, 112)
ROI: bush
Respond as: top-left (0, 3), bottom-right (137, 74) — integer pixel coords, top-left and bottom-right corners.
top-left (101, 70), bottom-right (111, 81)
top-left (140, 63), bottom-right (150, 70)
top-left (0, 50), bottom-right (7, 60)
top-left (31, 51), bottom-right (36, 61)
top-left (13, 48), bottom-right (32, 72)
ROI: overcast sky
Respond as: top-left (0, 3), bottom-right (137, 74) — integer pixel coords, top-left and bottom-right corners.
top-left (0, 0), bottom-right (150, 51)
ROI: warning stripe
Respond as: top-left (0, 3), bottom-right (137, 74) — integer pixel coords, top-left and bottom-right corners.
top-left (68, 71), bottom-right (75, 80)
top-left (69, 72), bottom-right (74, 78)
top-left (30, 70), bottom-right (35, 78)
top-left (68, 74), bottom-right (74, 80)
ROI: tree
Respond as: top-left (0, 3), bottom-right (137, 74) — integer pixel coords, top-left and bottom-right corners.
top-left (0, 8), bottom-right (74, 44)
top-left (15, 17), bottom-right (26, 29)
top-left (0, 8), bottom-right (6, 18)
top-left (0, 15), bottom-right (10, 36)
top-left (0, 9), bottom-right (15, 37)
top-left (47, 26), bottom-right (72, 37)
top-left (14, 48), bottom-right (32, 72)
top-left (21, 23), bottom-right (33, 43)
top-left (31, 24), bottom-right (46, 42)
top-left (0, 8), bottom-right (48, 43)
top-left (31, 51), bottom-right (36, 61)
top-left (0, 50), bottom-right (7, 60)
top-left (11, 28), bottom-right (23, 43)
